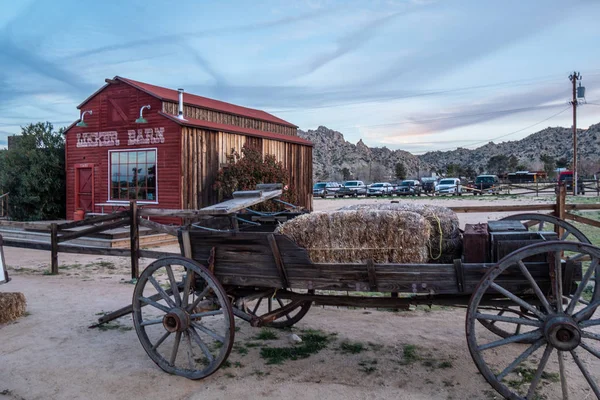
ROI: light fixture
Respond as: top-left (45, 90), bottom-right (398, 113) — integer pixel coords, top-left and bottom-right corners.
top-left (76, 110), bottom-right (92, 127)
top-left (135, 105), bottom-right (151, 124)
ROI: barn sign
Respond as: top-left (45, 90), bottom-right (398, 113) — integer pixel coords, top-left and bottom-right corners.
top-left (76, 127), bottom-right (166, 148)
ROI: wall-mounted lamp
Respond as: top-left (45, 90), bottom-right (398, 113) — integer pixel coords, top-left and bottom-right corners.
top-left (135, 105), bottom-right (151, 124)
top-left (76, 110), bottom-right (93, 127)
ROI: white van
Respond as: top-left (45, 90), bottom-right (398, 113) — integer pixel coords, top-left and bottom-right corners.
top-left (436, 178), bottom-right (462, 195)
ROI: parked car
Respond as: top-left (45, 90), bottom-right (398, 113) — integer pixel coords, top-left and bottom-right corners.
top-left (336, 180), bottom-right (367, 197)
top-left (558, 171), bottom-right (585, 194)
top-left (366, 182), bottom-right (394, 197)
top-left (313, 182), bottom-right (342, 198)
top-left (473, 175), bottom-right (500, 195)
top-left (421, 178), bottom-right (437, 194)
top-left (394, 180), bottom-right (422, 196)
top-left (436, 178), bottom-right (462, 195)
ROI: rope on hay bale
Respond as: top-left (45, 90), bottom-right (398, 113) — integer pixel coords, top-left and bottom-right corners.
top-left (0, 292), bottom-right (27, 324)
top-left (276, 210), bottom-right (431, 263)
top-left (338, 203), bottom-right (462, 264)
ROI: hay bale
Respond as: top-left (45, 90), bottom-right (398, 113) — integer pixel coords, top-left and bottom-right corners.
top-left (339, 203), bottom-right (462, 263)
top-left (276, 210), bottom-right (430, 263)
top-left (0, 292), bottom-right (27, 324)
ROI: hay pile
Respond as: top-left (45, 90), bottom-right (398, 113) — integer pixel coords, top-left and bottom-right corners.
top-left (276, 210), bottom-right (430, 263)
top-left (0, 292), bottom-right (27, 324)
top-left (339, 203), bottom-right (462, 263)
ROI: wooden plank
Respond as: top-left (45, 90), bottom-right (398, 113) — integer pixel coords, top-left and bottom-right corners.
top-left (182, 230), bottom-right (192, 258)
top-left (449, 204), bottom-right (555, 213)
top-left (138, 218), bottom-right (179, 236)
top-left (57, 212), bottom-right (129, 230)
top-left (50, 223), bottom-right (58, 274)
top-left (564, 212), bottom-right (600, 229)
top-left (138, 249), bottom-right (180, 259)
top-left (233, 190), bottom-right (263, 198)
top-left (196, 189), bottom-right (282, 215)
top-left (0, 220), bottom-right (51, 231)
top-left (366, 258), bottom-right (377, 291)
top-left (267, 234), bottom-right (289, 288)
top-left (57, 218), bottom-right (130, 243)
top-left (130, 202), bottom-right (139, 279)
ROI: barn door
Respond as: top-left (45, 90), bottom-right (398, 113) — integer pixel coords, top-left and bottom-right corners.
top-left (75, 165), bottom-right (94, 212)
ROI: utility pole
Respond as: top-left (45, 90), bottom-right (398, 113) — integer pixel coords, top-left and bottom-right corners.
top-left (569, 71), bottom-right (582, 196)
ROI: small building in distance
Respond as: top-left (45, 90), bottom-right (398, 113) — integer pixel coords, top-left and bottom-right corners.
top-left (63, 76), bottom-right (313, 218)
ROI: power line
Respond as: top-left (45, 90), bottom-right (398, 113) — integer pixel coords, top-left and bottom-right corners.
top-left (412, 106), bottom-right (571, 154)
top-left (270, 71), bottom-right (600, 114)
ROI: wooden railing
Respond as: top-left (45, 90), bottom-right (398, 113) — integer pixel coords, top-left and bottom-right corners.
top-left (0, 184), bottom-right (599, 279)
top-left (0, 193), bottom-right (8, 218)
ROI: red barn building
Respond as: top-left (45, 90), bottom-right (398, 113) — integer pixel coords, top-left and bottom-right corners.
top-left (63, 76), bottom-right (313, 218)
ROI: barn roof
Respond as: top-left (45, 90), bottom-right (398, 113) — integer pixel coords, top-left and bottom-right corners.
top-left (78, 76), bottom-right (297, 128)
top-left (159, 112), bottom-right (312, 146)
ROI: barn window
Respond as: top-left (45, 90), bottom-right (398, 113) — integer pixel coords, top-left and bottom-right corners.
top-left (109, 149), bottom-right (157, 202)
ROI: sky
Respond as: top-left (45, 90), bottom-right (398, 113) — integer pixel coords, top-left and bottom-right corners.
top-left (1, 0), bottom-right (600, 153)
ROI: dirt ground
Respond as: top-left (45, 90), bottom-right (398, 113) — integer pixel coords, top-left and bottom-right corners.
top-left (1, 196), bottom-right (599, 400)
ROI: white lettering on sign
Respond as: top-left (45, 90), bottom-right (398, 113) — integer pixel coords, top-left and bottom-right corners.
top-left (76, 131), bottom-right (120, 148)
top-left (127, 128), bottom-right (165, 145)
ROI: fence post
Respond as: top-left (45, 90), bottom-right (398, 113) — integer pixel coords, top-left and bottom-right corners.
top-left (50, 223), bottom-right (58, 274)
top-left (130, 201), bottom-right (139, 280)
top-left (554, 183), bottom-right (566, 238)
top-left (536, 180), bottom-right (539, 197)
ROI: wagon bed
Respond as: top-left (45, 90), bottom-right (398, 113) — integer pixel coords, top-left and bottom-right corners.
top-left (94, 192), bottom-right (600, 400)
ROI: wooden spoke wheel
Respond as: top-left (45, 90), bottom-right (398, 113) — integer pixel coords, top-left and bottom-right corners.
top-left (476, 213), bottom-right (593, 342)
top-left (132, 256), bottom-right (235, 379)
top-left (466, 241), bottom-right (600, 400)
top-left (239, 292), bottom-right (312, 329)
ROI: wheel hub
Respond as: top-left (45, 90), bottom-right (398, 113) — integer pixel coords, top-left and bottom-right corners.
top-left (543, 315), bottom-right (581, 351)
top-left (162, 308), bottom-right (190, 333)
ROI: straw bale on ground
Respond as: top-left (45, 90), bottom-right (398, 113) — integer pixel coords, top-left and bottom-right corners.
top-left (276, 210), bottom-right (430, 263)
top-left (339, 203), bottom-right (462, 263)
top-left (0, 292), bottom-right (27, 324)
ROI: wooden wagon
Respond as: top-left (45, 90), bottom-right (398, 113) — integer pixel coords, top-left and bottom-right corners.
top-left (98, 191), bottom-right (600, 400)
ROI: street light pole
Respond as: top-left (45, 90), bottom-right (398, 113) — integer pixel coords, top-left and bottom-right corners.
top-left (569, 71), bottom-right (582, 196)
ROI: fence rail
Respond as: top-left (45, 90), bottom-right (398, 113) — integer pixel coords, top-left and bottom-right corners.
top-left (0, 183), bottom-right (598, 278)
top-left (0, 193), bottom-right (8, 218)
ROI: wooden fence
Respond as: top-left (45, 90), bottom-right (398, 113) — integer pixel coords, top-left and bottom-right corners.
top-left (0, 193), bottom-right (8, 219)
top-left (0, 184), bottom-right (599, 279)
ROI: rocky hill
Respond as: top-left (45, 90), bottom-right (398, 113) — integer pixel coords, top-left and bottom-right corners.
top-left (298, 126), bottom-right (423, 182)
top-left (298, 123), bottom-right (600, 182)
top-left (419, 123), bottom-right (600, 174)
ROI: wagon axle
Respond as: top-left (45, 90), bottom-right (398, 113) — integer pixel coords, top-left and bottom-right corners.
top-left (544, 316), bottom-right (581, 351)
top-left (162, 308), bottom-right (191, 333)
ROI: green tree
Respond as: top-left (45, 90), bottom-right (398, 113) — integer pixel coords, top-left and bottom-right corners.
top-left (445, 163), bottom-right (463, 177)
top-left (540, 154), bottom-right (555, 178)
top-left (508, 155), bottom-right (519, 172)
top-left (556, 157), bottom-right (569, 169)
top-left (0, 122), bottom-right (66, 220)
top-left (341, 167), bottom-right (351, 181)
top-left (394, 162), bottom-right (407, 180)
top-left (486, 154), bottom-right (510, 175)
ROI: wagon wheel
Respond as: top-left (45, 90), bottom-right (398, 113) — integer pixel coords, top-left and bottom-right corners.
top-left (466, 241), bottom-right (600, 400)
top-left (240, 292), bottom-right (312, 328)
top-left (476, 213), bottom-right (592, 342)
top-left (132, 256), bottom-right (235, 379)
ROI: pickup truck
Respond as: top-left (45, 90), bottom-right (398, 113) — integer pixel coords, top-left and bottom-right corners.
top-left (336, 180), bottom-right (367, 197)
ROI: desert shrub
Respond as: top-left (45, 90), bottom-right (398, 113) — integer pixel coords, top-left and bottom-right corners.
top-left (213, 145), bottom-right (297, 211)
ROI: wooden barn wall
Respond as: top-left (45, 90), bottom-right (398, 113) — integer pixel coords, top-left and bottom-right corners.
top-left (66, 82), bottom-right (182, 219)
top-left (181, 128), bottom-right (312, 211)
top-left (163, 101), bottom-right (296, 136)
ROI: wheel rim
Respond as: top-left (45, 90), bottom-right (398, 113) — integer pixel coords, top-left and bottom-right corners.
top-left (500, 213), bottom-right (590, 244)
top-left (241, 294), bottom-right (311, 328)
top-left (466, 241), bottom-right (600, 399)
top-left (132, 256), bottom-right (235, 379)
top-left (477, 214), bottom-right (592, 341)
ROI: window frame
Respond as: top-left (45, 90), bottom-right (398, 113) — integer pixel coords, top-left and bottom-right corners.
top-left (107, 148), bottom-right (159, 204)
